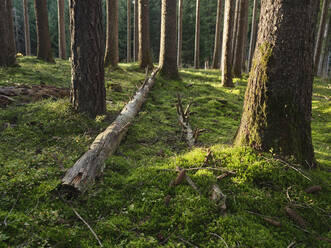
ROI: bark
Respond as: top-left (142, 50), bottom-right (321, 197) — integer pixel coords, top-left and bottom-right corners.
top-left (138, 0), bottom-right (153, 69)
top-left (70, 0), bottom-right (106, 118)
top-left (234, 0), bottom-right (320, 167)
top-left (104, 0), bottom-right (119, 68)
top-left (177, 0), bottom-right (183, 67)
top-left (240, 0), bottom-right (249, 72)
top-left (127, 0), bottom-right (131, 62)
top-left (233, 0), bottom-right (249, 77)
top-left (221, 0), bottom-right (235, 87)
top-left (248, 0), bottom-right (258, 71)
top-left (0, 0), bottom-right (17, 67)
top-left (159, 0), bottom-right (178, 79)
top-left (62, 69), bottom-right (159, 192)
top-left (211, 0), bottom-right (223, 69)
top-left (58, 0), bottom-right (66, 59)
top-left (194, 0), bottom-right (200, 69)
top-left (134, 0), bottom-right (138, 61)
top-left (23, 0), bottom-right (31, 56)
top-left (231, 0), bottom-right (240, 65)
top-left (319, 6), bottom-right (331, 77)
top-left (34, 0), bottom-right (54, 63)
top-left (314, 0), bottom-right (330, 75)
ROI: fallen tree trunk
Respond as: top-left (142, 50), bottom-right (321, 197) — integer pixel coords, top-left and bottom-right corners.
top-left (62, 68), bottom-right (159, 192)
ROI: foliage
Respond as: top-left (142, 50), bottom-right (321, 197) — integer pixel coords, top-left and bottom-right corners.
top-left (0, 58), bottom-right (330, 247)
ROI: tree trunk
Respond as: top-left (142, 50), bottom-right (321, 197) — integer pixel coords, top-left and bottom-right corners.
top-left (104, 0), bottom-right (119, 68)
top-left (58, 0), bottom-right (66, 59)
top-left (221, 0), bottom-right (235, 87)
top-left (211, 0), bottom-right (223, 69)
top-left (70, 0), bottom-right (106, 118)
top-left (34, 0), bottom-right (54, 63)
top-left (234, 0), bottom-right (320, 167)
top-left (194, 0), bottom-right (200, 69)
top-left (159, 0), bottom-right (178, 79)
top-left (62, 69), bottom-right (159, 192)
top-left (248, 0), bottom-right (258, 71)
top-left (320, 12), bottom-right (331, 78)
top-left (240, 0), bottom-right (249, 72)
top-left (134, 0), bottom-right (138, 61)
top-left (23, 0), bottom-right (31, 56)
top-left (314, 0), bottom-right (330, 75)
top-left (127, 0), bottom-right (131, 62)
top-left (138, 0), bottom-right (153, 69)
top-left (0, 0), bottom-right (17, 67)
top-left (231, 0), bottom-right (240, 65)
top-left (233, 0), bottom-right (249, 77)
top-left (177, 0), bottom-right (183, 67)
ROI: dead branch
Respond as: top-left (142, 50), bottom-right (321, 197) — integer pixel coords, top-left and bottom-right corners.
top-left (210, 233), bottom-right (229, 248)
top-left (211, 184), bottom-right (227, 211)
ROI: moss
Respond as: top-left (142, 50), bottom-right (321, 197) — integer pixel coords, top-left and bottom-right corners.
top-left (0, 58), bottom-right (330, 247)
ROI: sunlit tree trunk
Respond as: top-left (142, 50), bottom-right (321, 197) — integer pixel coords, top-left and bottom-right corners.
top-left (231, 0), bottom-right (240, 65)
top-left (134, 0), bottom-right (138, 61)
top-left (314, 0), bottom-right (330, 75)
top-left (159, 0), bottom-right (178, 79)
top-left (0, 0), bottom-right (17, 66)
top-left (58, 0), bottom-right (66, 59)
top-left (234, 0), bottom-right (320, 167)
top-left (248, 0), bottom-right (258, 71)
top-left (127, 0), bottom-right (131, 62)
top-left (23, 0), bottom-right (31, 56)
top-left (138, 0), bottom-right (153, 69)
top-left (70, 0), bottom-right (106, 118)
top-left (34, 0), bottom-right (54, 63)
top-left (194, 0), bottom-right (200, 69)
top-left (177, 0), bottom-right (183, 67)
top-left (221, 0), bottom-right (235, 87)
top-left (211, 0), bottom-right (223, 69)
top-left (104, 0), bottom-right (119, 68)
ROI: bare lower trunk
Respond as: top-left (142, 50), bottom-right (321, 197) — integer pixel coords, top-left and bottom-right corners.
top-left (314, 0), bottom-right (330, 75)
top-left (58, 0), bottom-right (66, 59)
top-left (194, 0), bottom-right (200, 69)
top-left (70, 0), bottom-right (106, 118)
top-left (234, 0), bottom-right (319, 167)
top-left (0, 0), bottom-right (17, 66)
top-left (138, 0), bottom-right (153, 69)
top-left (34, 0), bottom-right (54, 63)
top-left (248, 0), bottom-right (258, 71)
top-left (127, 0), bottom-right (131, 62)
top-left (221, 0), bottom-right (235, 87)
top-left (211, 0), bottom-right (223, 69)
top-left (62, 69), bottom-right (159, 192)
top-left (159, 0), bottom-right (178, 79)
top-left (134, 0), bottom-right (138, 61)
top-left (104, 0), bottom-right (119, 68)
top-left (177, 0), bottom-right (183, 67)
top-left (231, 0), bottom-right (240, 65)
top-left (23, 0), bottom-right (31, 56)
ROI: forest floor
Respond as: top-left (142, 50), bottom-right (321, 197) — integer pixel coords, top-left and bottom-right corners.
top-left (0, 57), bottom-right (330, 248)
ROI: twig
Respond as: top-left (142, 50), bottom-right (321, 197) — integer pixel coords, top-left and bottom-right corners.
top-left (287, 241), bottom-right (296, 248)
top-left (286, 186), bottom-right (293, 203)
top-left (185, 175), bottom-right (201, 195)
top-left (3, 190), bottom-right (21, 227)
top-left (210, 233), bottom-right (229, 248)
top-left (177, 236), bottom-right (200, 248)
top-left (72, 207), bottom-right (104, 247)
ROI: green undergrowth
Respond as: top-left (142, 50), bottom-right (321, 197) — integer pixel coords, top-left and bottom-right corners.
top-left (0, 58), bottom-right (330, 247)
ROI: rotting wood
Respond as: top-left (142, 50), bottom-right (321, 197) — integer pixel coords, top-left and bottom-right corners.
top-left (62, 68), bottom-right (160, 192)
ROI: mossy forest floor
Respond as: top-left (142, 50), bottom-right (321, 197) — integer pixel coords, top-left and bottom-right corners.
top-left (0, 57), bottom-right (330, 247)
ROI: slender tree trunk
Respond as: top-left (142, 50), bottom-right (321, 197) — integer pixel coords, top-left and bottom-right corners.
top-left (13, 7), bottom-right (21, 53)
top-left (177, 0), bottom-right (183, 67)
top-left (231, 0), bottom-right (240, 65)
top-left (221, 0), bottom-right (235, 87)
top-left (134, 0), bottom-right (138, 61)
top-left (70, 0), bottom-right (106, 118)
top-left (104, 0), bottom-right (119, 68)
top-left (159, 0), bottom-right (178, 79)
top-left (138, 0), bottom-right (153, 69)
top-left (211, 0), bottom-right (223, 69)
top-left (0, 0), bottom-right (17, 66)
top-left (241, 0), bottom-right (249, 72)
top-left (34, 0), bottom-right (54, 63)
top-left (58, 0), bottom-right (66, 59)
top-left (320, 9), bottom-right (331, 78)
top-left (234, 0), bottom-right (320, 167)
top-left (248, 0), bottom-right (258, 71)
top-left (233, 0), bottom-right (249, 77)
top-left (314, 0), bottom-right (330, 75)
top-left (23, 0), bottom-right (31, 56)
top-left (194, 0), bottom-right (200, 69)
top-left (127, 0), bottom-right (131, 62)
top-left (318, 16), bottom-right (329, 76)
